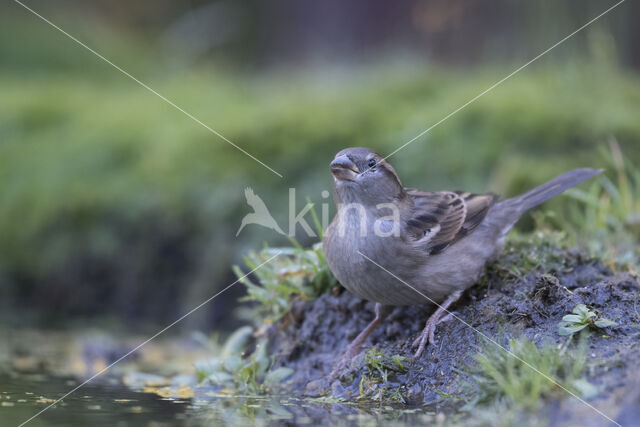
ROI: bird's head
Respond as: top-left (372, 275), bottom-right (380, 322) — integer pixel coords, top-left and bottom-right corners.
top-left (330, 147), bottom-right (406, 206)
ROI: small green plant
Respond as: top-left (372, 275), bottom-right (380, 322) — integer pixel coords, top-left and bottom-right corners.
top-left (466, 336), bottom-right (591, 410)
top-left (194, 326), bottom-right (293, 394)
top-left (233, 240), bottom-right (337, 324)
top-left (359, 347), bottom-right (407, 403)
top-left (557, 304), bottom-right (617, 336)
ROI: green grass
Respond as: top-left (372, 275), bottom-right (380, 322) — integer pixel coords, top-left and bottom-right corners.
top-left (564, 140), bottom-right (640, 232)
top-left (465, 336), bottom-right (591, 410)
top-left (493, 140), bottom-right (640, 271)
top-left (559, 140), bottom-right (640, 267)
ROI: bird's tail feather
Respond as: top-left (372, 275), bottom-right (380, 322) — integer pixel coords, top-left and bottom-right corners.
top-left (493, 168), bottom-right (602, 226)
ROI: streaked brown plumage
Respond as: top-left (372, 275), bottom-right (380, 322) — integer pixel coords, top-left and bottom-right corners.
top-left (322, 147), bottom-right (601, 376)
top-left (404, 189), bottom-right (498, 254)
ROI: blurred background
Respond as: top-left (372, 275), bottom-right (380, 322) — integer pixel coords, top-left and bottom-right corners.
top-left (1, 0), bottom-right (639, 334)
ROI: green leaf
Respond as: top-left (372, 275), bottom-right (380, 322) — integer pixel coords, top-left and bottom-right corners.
top-left (270, 282), bottom-right (304, 295)
top-left (561, 314), bottom-right (584, 324)
top-left (194, 357), bottom-right (222, 376)
top-left (221, 326), bottom-right (253, 357)
top-left (252, 341), bottom-right (270, 377)
top-left (223, 355), bottom-right (243, 373)
top-left (207, 371), bottom-right (234, 384)
top-left (594, 318), bottom-right (618, 328)
top-left (558, 322), bottom-right (587, 336)
top-left (263, 367), bottom-right (294, 388)
top-left (572, 304), bottom-right (590, 316)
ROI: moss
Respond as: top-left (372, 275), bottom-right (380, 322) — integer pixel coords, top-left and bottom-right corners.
top-left (478, 231), bottom-right (574, 287)
top-left (358, 347), bottom-right (408, 403)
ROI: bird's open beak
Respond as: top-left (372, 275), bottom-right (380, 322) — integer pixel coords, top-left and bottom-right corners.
top-left (331, 155), bottom-right (359, 181)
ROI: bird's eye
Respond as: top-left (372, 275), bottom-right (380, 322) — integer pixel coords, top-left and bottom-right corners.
top-left (367, 158), bottom-right (377, 168)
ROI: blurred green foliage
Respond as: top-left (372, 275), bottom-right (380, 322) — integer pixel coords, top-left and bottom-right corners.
top-left (233, 241), bottom-right (337, 325)
top-left (1, 12), bottom-right (639, 325)
top-left (194, 326), bottom-right (293, 394)
top-left (531, 140), bottom-right (640, 267)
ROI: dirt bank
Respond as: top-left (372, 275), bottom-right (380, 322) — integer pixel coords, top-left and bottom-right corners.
top-left (268, 239), bottom-right (640, 424)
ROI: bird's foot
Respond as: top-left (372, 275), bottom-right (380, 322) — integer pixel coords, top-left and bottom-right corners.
top-left (410, 312), bottom-right (459, 357)
top-left (329, 346), bottom-right (361, 380)
top-left (411, 291), bottom-right (463, 358)
top-left (330, 303), bottom-right (392, 380)
top-left (411, 316), bottom-right (437, 358)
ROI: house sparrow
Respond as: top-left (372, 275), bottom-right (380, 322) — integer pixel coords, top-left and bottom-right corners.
top-left (322, 147), bottom-right (601, 374)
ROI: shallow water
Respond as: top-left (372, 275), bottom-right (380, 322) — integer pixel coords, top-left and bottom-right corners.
top-left (0, 372), bottom-right (192, 426)
top-left (1, 372), bottom-right (434, 426)
top-left (0, 327), bottom-right (430, 426)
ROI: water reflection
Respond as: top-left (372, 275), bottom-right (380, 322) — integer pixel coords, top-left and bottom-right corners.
top-left (1, 372), bottom-right (434, 426)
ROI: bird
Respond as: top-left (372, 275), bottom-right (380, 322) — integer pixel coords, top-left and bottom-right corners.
top-left (322, 147), bottom-right (601, 375)
top-left (236, 187), bottom-right (286, 236)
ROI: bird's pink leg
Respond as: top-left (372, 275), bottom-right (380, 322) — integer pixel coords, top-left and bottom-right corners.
top-left (330, 303), bottom-right (391, 378)
top-left (412, 290), bottom-right (463, 358)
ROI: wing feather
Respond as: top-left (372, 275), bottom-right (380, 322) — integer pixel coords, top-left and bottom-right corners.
top-left (405, 189), bottom-right (497, 254)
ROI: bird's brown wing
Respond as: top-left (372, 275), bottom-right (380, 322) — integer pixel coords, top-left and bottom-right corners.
top-left (405, 189), bottom-right (498, 255)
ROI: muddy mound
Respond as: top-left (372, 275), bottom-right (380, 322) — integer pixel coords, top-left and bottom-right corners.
top-left (267, 243), bottom-right (639, 422)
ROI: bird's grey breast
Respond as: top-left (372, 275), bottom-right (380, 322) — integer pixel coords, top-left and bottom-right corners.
top-left (323, 208), bottom-right (427, 306)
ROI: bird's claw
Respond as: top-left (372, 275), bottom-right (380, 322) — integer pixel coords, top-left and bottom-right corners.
top-left (412, 320), bottom-right (436, 358)
top-left (329, 360), bottom-right (347, 380)
top-left (412, 308), bottom-right (459, 358)
top-left (330, 349), bottom-right (359, 380)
